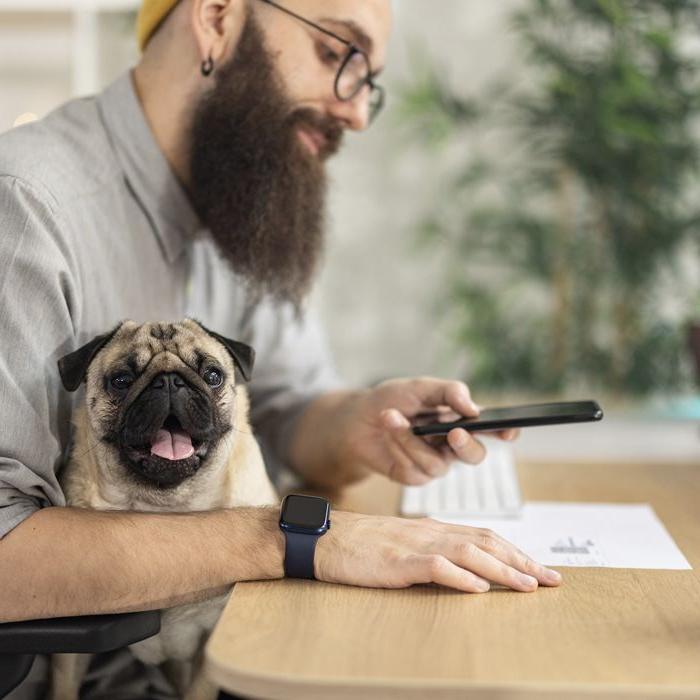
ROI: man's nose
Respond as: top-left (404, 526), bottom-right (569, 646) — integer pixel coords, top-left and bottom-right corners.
top-left (327, 91), bottom-right (370, 132)
top-left (148, 372), bottom-right (187, 393)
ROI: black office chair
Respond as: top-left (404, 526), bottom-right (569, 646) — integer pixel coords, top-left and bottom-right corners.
top-left (0, 612), bottom-right (239, 698)
top-left (0, 612), bottom-right (161, 698)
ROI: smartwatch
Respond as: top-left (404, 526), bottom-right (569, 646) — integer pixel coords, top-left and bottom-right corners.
top-left (278, 494), bottom-right (331, 580)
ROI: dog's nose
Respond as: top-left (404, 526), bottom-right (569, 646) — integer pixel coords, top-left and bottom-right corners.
top-left (149, 372), bottom-right (187, 392)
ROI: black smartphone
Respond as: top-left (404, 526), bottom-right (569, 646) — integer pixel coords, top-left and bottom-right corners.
top-left (411, 400), bottom-right (603, 436)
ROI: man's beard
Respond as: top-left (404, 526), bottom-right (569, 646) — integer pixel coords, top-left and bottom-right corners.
top-left (188, 13), bottom-right (343, 311)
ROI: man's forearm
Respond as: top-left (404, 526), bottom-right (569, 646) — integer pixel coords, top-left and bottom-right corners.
top-left (0, 505), bottom-right (284, 622)
top-left (287, 389), bottom-right (371, 490)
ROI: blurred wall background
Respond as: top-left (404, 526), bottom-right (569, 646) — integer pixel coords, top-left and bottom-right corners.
top-left (321, 0), bottom-right (525, 386)
top-left (316, 0), bottom-right (521, 382)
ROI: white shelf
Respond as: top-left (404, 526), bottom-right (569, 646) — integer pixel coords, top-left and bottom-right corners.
top-left (0, 1), bottom-right (137, 10)
top-left (0, 0), bottom-right (139, 96)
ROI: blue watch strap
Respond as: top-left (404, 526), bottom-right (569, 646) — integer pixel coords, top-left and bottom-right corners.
top-left (283, 530), bottom-right (320, 580)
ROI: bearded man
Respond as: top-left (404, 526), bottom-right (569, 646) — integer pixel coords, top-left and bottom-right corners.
top-left (0, 1), bottom-right (562, 697)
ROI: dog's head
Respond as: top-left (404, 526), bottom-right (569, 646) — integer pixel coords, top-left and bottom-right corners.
top-left (57, 319), bottom-right (254, 490)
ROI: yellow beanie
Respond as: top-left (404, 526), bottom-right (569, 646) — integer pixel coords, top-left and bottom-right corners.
top-left (137, 0), bottom-right (180, 51)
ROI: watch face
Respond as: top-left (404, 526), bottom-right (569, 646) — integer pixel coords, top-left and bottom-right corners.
top-left (282, 495), bottom-right (329, 529)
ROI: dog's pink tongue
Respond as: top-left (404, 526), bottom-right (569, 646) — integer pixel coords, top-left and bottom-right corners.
top-left (150, 429), bottom-right (194, 460)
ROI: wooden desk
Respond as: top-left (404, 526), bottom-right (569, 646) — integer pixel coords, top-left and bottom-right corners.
top-left (205, 462), bottom-right (700, 699)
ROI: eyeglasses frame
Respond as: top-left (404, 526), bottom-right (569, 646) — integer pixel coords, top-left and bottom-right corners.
top-left (257, 0), bottom-right (385, 123)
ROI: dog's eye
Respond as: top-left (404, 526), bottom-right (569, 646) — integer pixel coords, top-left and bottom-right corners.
top-left (110, 373), bottom-right (134, 391)
top-left (203, 367), bottom-right (223, 388)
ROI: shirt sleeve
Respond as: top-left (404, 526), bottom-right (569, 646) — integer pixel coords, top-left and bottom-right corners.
top-left (0, 175), bottom-right (78, 539)
top-left (243, 300), bottom-right (346, 479)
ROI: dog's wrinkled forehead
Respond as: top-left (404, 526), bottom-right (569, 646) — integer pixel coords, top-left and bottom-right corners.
top-left (95, 319), bottom-right (234, 379)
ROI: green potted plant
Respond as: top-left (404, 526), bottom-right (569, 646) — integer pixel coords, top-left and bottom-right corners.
top-left (400, 0), bottom-right (700, 400)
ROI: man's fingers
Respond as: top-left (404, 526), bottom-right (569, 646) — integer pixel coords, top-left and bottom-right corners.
top-left (493, 428), bottom-right (520, 442)
top-left (446, 428), bottom-right (486, 465)
top-left (410, 379), bottom-right (480, 418)
top-left (429, 522), bottom-right (562, 586)
top-left (470, 528), bottom-right (562, 586)
top-left (382, 409), bottom-right (452, 480)
top-left (410, 554), bottom-right (490, 593)
top-left (384, 439), bottom-right (432, 486)
top-left (446, 538), bottom-right (539, 592)
top-left (382, 410), bottom-right (486, 478)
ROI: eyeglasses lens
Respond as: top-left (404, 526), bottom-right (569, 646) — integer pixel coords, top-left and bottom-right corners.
top-left (337, 51), bottom-right (370, 99)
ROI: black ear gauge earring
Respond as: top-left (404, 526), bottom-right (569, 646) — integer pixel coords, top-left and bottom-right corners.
top-left (201, 56), bottom-right (214, 77)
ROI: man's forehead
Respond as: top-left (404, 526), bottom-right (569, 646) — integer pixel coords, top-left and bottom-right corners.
top-left (292, 0), bottom-right (392, 66)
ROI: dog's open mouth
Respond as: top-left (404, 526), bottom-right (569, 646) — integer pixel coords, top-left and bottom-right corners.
top-left (151, 414), bottom-right (200, 460)
top-left (124, 415), bottom-right (210, 488)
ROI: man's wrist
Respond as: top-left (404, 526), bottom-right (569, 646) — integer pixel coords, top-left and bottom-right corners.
top-left (289, 389), bottom-right (372, 488)
top-left (230, 506), bottom-right (286, 581)
top-left (330, 389), bottom-right (375, 483)
top-left (312, 509), bottom-right (356, 583)
top-left (333, 388), bottom-right (370, 464)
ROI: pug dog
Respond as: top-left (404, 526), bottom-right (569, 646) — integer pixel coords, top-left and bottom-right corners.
top-left (50, 318), bottom-right (278, 700)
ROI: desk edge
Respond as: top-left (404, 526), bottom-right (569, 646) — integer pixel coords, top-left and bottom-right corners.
top-left (204, 651), bottom-right (700, 700)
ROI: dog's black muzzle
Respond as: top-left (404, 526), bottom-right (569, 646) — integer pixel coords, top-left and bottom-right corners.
top-left (116, 372), bottom-right (226, 488)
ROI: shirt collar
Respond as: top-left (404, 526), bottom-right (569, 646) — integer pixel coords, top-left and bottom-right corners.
top-left (97, 70), bottom-right (203, 263)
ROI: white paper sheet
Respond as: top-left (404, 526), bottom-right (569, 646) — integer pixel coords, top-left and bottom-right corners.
top-left (435, 502), bottom-right (691, 569)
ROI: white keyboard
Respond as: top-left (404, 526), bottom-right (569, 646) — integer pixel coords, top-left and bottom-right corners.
top-left (401, 439), bottom-right (523, 518)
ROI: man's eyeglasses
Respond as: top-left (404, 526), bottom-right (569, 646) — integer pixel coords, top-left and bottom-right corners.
top-left (257, 0), bottom-right (385, 124)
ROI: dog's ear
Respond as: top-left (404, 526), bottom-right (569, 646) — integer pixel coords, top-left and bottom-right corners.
top-left (57, 323), bottom-right (122, 392)
top-left (193, 320), bottom-right (255, 382)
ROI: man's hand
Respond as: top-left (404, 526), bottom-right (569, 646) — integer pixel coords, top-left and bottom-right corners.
top-left (316, 511), bottom-right (561, 592)
top-left (339, 377), bottom-right (518, 485)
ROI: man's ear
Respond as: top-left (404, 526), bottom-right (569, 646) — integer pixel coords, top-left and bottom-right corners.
top-left (57, 323), bottom-right (123, 392)
top-left (193, 320), bottom-right (255, 382)
top-left (191, 0), bottom-right (247, 67)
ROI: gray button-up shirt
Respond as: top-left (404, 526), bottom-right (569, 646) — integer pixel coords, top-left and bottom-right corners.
top-left (0, 71), bottom-right (343, 539)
